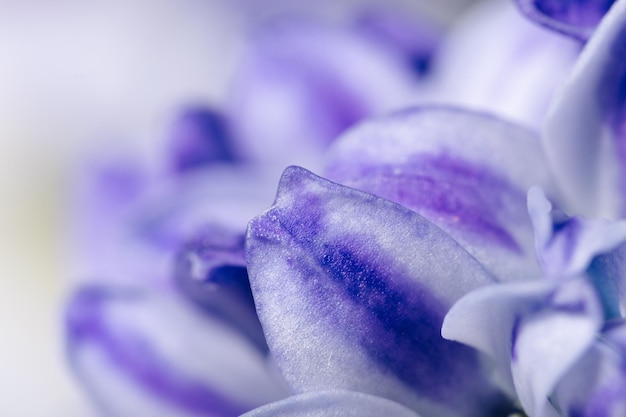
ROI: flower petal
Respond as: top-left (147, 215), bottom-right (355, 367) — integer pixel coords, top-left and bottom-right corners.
top-left (66, 284), bottom-right (290, 417)
top-left (228, 17), bottom-right (417, 171)
top-left (167, 106), bottom-right (239, 173)
top-left (514, 0), bottom-right (615, 41)
top-left (543, 0), bottom-right (626, 219)
top-left (443, 276), bottom-right (604, 417)
top-left (428, 0), bottom-right (580, 128)
top-left (246, 166), bottom-right (511, 417)
top-left (325, 107), bottom-right (556, 282)
top-left (174, 225), bottom-right (268, 353)
top-left (553, 321), bottom-right (626, 417)
top-left (242, 390), bottom-right (422, 417)
top-left (528, 187), bottom-right (626, 316)
top-left (510, 278), bottom-right (604, 417)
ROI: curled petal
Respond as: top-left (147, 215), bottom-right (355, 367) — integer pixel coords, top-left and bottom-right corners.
top-left (174, 225), bottom-right (267, 353)
top-left (444, 278), bottom-right (604, 417)
top-left (228, 17), bottom-right (417, 171)
top-left (242, 390), bottom-right (422, 417)
top-left (514, 0), bottom-right (615, 41)
top-left (353, 6), bottom-right (442, 76)
top-left (511, 279), bottom-right (604, 417)
top-left (528, 187), bottom-right (626, 316)
top-left (66, 284), bottom-right (290, 417)
top-left (429, 0), bottom-right (579, 128)
top-left (544, 0), bottom-right (626, 219)
top-left (246, 166), bottom-right (511, 417)
top-left (325, 107), bottom-right (556, 282)
top-left (167, 106), bottom-right (239, 174)
top-left (553, 321), bottom-right (626, 417)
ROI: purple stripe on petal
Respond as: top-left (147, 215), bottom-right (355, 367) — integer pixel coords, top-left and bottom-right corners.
top-left (339, 152), bottom-right (524, 253)
top-left (515, 0), bottom-right (615, 41)
top-left (247, 166), bottom-right (509, 417)
top-left (174, 226), bottom-right (268, 353)
top-left (66, 285), bottom-right (248, 417)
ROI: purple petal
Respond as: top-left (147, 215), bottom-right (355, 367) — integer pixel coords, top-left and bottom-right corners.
top-left (554, 321), bottom-right (626, 417)
top-left (66, 285), bottom-right (290, 417)
top-left (353, 6), bottom-right (442, 76)
top-left (510, 279), bottom-right (604, 417)
top-left (167, 106), bottom-right (239, 173)
top-left (246, 166), bottom-right (512, 417)
top-left (444, 278), bottom-right (604, 417)
top-left (528, 187), bottom-right (626, 317)
top-left (544, 0), bottom-right (626, 219)
top-left (174, 225), bottom-right (267, 353)
top-left (228, 17), bottom-right (416, 170)
top-left (242, 390), bottom-right (421, 417)
top-left (325, 107), bottom-right (556, 282)
top-left (429, 0), bottom-right (580, 128)
top-left (514, 0), bottom-right (615, 41)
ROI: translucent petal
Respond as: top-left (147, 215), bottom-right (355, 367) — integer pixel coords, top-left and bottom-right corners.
top-left (242, 390), bottom-right (422, 417)
top-left (66, 285), bottom-right (290, 417)
top-left (514, 0), bottom-right (615, 41)
top-left (246, 166), bottom-right (510, 417)
top-left (544, 0), bottom-right (626, 219)
top-left (228, 17), bottom-right (417, 172)
top-left (325, 107), bottom-right (556, 282)
top-left (554, 321), bottom-right (626, 417)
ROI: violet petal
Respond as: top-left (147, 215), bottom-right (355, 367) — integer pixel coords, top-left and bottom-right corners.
top-left (325, 107), bottom-right (556, 282)
top-left (242, 390), bottom-right (422, 417)
top-left (228, 17), bottom-right (416, 170)
top-left (544, 0), bottom-right (626, 219)
top-left (246, 166), bottom-right (511, 417)
top-left (553, 321), bottom-right (626, 417)
top-left (66, 284), bottom-right (290, 417)
top-left (174, 224), bottom-right (268, 353)
top-left (514, 0), bottom-right (615, 41)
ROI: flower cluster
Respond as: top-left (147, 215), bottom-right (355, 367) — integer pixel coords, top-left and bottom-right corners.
top-left (66, 1), bottom-right (626, 417)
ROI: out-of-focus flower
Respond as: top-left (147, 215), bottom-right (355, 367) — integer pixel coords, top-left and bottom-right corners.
top-left (428, 0), bottom-right (581, 128)
top-left (514, 0), bottom-right (615, 41)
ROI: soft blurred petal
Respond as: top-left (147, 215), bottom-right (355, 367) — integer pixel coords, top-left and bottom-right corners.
top-left (514, 0), bottom-right (615, 41)
top-left (242, 390), bottom-right (422, 417)
top-left (428, 0), bottom-right (580, 128)
top-left (174, 225), bottom-right (268, 353)
top-left (228, 16), bottom-right (419, 172)
top-left (325, 107), bottom-right (555, 282)
top-left (246, 166), bottom-right (512, 417)
top-left (66, 284), bottom-right (290, 417)
top-left (543, 0), bottom-right (626, 219)
top-left (553, 321), bottom-right (626, 417)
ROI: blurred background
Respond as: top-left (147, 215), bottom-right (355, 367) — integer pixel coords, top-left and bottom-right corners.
top-left (0, 0), bottom-right (476, 415)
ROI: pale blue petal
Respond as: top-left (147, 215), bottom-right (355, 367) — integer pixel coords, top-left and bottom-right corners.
top-left (443, 277), bottom-right (604, 417)
top-left (246, 166), bottom-right (512, 417)
top-left (553, 321), bottom-right (626, 417)
top-left (242, 390), bottom-right (423, 417)
top-left (510, 278), bottom-right (604, 417)
top-left (66, 284), bottom-right (290, 417)
top-left (325, 107), bottom-right (556, 282)
top-left (514, 0), bottom-right (615, 41)
top-left (528, 187), bottom-right (626, 316)
top-left (544, 0), bottom-right (626, 219)
top-left (429, 0), bottom-right (579, 128)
